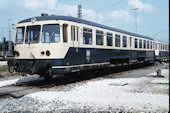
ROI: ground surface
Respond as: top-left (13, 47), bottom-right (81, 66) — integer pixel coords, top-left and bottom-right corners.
top-left (0, 62), bottom-right (169, 112)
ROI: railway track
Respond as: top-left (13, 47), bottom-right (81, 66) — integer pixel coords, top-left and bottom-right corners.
top-left (0, 63), bottom-right (157, 98)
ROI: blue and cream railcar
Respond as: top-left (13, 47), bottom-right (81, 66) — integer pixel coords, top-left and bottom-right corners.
top-left (155, 41), bottom-right (169, 61)
top-left (12, 14), bottom-right (155, 77)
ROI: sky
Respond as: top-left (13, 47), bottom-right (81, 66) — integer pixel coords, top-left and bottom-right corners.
top-left (0, 0), bottom-right (169, 43)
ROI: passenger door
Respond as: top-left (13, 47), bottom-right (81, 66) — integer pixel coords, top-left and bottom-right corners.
top-left (71, 25), bottom-right (79, 48)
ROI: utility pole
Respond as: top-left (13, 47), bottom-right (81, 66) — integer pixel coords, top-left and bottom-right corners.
top-left (8, 19), bottom-right (12, 58)
top-left (77, 5), bottom-right (82, 19)
top-left (2, 37), bottom-right (6, 59)
top-left (132, 8), bottom-right (139, 34)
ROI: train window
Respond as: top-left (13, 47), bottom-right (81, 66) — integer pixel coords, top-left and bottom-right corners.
top-left (155, 43), bottom-right (157, 49)
top-left (63, 24), bottom-right (68, 43)
top-left (42, 24), bottom-right (60, 43)
top-left (163, 44), bottom-right (165, 50)
top-left (129, 37), bottom-right (132, 48)
top-left (71, 26), bottom-right (75, 41)
top-left (150, 41), bottom-right (152, 49)
top-left (115, 34), bottom-right (120, 47)
top-left (139, 39), bottom-right (142, 48)
top-left (165, 45), bottom-right (167, 50)
top-left (168, 45), bottom-right (169, 50)
top-left (147, 41), bottom-right (149, 49)
top-left (143, 40), bottom-right (146, 49)
top-left (134, 38), bottom-right (138, 48)
top-left (76, 27), bottom-right (79, 41)
top-left (164, 44), bottom-right (165, 50)
top-left (165, 45), bottom-right (166, 50)
top-left (96, 30), bottom-right (103, 45)
top-left (123, 36), bottom-right (127, 47)
top-left (16, 27), bottom-right (25, 44)
top-left (83, 28), bottom-right (92, 44)
top-left (153, 42), bottom-right (155, 49)
top-left (107, 32), bottom-right (112, 46)
top-left (26, 25), bottom-right (41, 44)
top-left (71, 26), bottom-right (79, 41)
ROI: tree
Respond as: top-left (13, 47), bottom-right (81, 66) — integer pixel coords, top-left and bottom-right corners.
top-left (0, 41), bottom-right (14, 51)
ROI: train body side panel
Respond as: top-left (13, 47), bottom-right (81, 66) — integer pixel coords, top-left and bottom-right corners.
top-left (51, 47), bottom-right (155, 74)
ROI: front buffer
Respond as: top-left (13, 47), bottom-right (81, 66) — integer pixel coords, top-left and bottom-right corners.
top-left (8, 59), bottom-right (52, 79)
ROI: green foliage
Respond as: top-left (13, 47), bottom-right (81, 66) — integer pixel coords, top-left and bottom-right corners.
top-left (0, 41), bottom-right (14, 51)
top-left (0, 66), bottom-right (8, 73)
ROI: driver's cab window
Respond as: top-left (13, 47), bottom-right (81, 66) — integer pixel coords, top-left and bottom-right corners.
top-left (16, 27), bottom-right (25, 44)
top-left (42, 24), bottom-right (60, 43)
top-left (25, 25), bottom-right (41, 43)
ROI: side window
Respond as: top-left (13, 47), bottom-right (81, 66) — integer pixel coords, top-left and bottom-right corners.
top-left (96, 30), bottom-right (103, 45)
top-left (143, 40), bottom-right (146, 49)
top-left (139, 39), bottom-right (142, 48)
top-left (71, 26), bottom-right (75, 41)
top-left (129, 37), bottom-right (132, 47)
top-left (83, 28), bottom-right (92, 44)
top-left (153, 42), bottom-right (155, 49)
top-left (168, 45), bottom-right (169, 50)
top-left (42, 24), bottom-right (60, 43)
top-left (163, 44), bottom-right (165, 50)
top-left (107, 32), bottom-right (112, 46)
top-left (123, 36), bottom-right (127, 47)
top-left (63, 24), bottom-right (68, 43)
top-left (115, 34), bottom-right (120, 47)
top-left (16, 27), bottom-right (25, 44)
top-left (150, 41), bottom-right (152, 49)
top-left (155, 43), bottom-right (157, 49)
top-left (134, 38), bottom-right (138, 48)
top-left (165, 45), bottom-right (167, 50)
top-left (147, 41), bottom-right (149, 49)
top-left (159, 44), bottom-right (161, 50)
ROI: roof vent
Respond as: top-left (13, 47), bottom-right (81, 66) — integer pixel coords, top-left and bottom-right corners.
top-left (41, 13), bottom-right (48, 17)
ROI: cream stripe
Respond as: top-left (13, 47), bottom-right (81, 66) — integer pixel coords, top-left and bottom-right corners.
top-left (52, 62), bottom-right (110, 69)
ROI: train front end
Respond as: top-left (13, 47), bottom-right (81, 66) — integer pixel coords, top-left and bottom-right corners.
top-left (10, 16), bottom-right (66, 78)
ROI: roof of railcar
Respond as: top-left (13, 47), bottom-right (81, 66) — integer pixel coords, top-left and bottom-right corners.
top-left (18, 15), bottom-right (153, 40)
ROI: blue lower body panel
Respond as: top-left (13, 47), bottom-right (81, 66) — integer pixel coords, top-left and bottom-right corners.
top-left (14, 47), bottom-right (156, 75)
top-left (51, 47), bottom-right (155, 74)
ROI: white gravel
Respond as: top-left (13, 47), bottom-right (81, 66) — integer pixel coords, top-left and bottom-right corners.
top-left (0, 79), bottom-right (19, 87)
top-left (0, 65), bottom-right (169, 112)
top-left (27, 75), bottom-right (169, 112)
top-left (0, 75), bottom-right (41, 87)
top-left (0, 61), bottom-right (7, 66)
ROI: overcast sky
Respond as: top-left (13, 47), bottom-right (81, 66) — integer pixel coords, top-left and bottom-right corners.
top-left (0, 0), bottom-right (169, 43)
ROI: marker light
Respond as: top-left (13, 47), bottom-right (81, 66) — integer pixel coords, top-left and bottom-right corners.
top-left (46, 50), bottom-right (50, 56)
top-left (15, 51), bottom-right (20, 57)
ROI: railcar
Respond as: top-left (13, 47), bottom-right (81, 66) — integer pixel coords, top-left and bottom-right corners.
top-left (155, 41), bottom-right (169, 62)
top-left (9, 14), bottom-right (159, 79)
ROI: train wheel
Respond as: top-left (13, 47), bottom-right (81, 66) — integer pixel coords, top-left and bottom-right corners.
top-left (44, 70), bottom-right (53, 80)
top-left (44, 75), bottom-right (53, 80)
